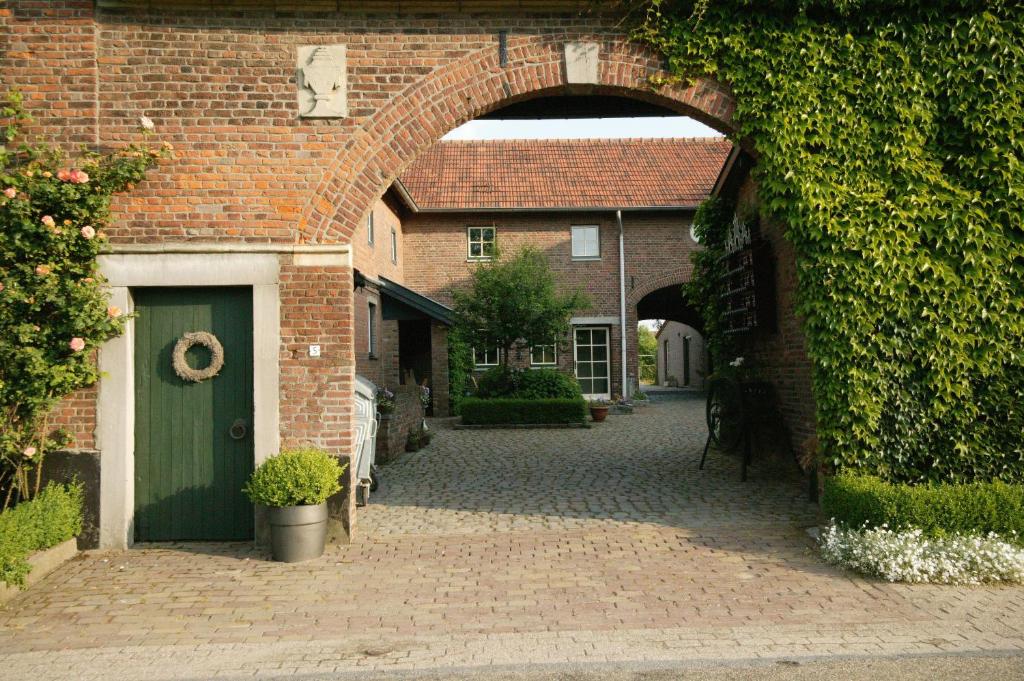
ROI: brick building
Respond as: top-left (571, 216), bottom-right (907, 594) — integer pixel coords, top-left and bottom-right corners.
top-left (1, 0), bottom-right (816, 548)
top-left (368, 137), bottom-right (730, 404)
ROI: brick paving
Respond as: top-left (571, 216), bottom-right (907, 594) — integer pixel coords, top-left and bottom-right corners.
top-left (1, 394), bottom-right (1023, 679)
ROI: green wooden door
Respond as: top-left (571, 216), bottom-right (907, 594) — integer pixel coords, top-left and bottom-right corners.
top-left (133, 287), bottom-right (254, 541)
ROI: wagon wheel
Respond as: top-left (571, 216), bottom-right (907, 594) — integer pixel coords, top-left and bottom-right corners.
top-left (706, 377), bottom-right (745, 452)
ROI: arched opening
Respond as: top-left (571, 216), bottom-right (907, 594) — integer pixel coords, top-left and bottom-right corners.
top-left (634, 284), bottom-right (707, 392)
top-left (336, 38), bottom-right (812, 541)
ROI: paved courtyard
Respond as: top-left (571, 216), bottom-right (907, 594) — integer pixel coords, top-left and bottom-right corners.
top-left (1, 393), bottom-right (1023, 679)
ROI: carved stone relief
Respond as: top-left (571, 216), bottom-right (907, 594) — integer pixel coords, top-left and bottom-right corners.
top-left (296, 45), bottom-right (348, 118)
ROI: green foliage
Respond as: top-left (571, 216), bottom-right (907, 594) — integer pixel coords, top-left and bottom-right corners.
top-left (242, 447), bottom-right (346, 508)
top-left (451, 246), bottom-right (588, 366)
top-left (475, 366), bottom-right (583, 400)
top-left (446, 326), bottom-right (474, 416)
top-left (637, 325), bottom-right (658, 384)
top-left (823, 475), bottom-right (1024, 542)
top-left (638, 2), bottom-right (1024, 483)
top-left (0, 481), bottom-right (83, 586)
top-left (684, 197), bottom-right (739, 365)
top-left (459, 398), bottom-right (588, 425)
top-left (0, 91), bottom-right (168, 505)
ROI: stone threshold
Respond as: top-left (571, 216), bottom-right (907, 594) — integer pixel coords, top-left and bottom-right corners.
top-left (454, 423), bottom-right (591, 430)
top-left (0, 537), bottom-right (78, 605)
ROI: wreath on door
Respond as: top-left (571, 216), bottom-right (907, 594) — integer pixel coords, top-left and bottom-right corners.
top-left (172, 331), bottom-right (225, 383)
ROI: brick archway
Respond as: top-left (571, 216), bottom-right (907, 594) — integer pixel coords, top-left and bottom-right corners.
top-left (299, 35), bottom-right (737, 244)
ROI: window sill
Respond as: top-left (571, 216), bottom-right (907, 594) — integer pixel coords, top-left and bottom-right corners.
top-left (466, 258), bottom-right (494, 263)
top-left (571, 256), bottom-right (601, 262)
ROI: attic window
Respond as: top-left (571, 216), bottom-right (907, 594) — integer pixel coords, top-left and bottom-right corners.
top-left (571, 225), bottom-right (600, 259)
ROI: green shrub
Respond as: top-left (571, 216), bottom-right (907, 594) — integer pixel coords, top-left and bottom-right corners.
top-left (475, 366), bottom-right (582, 400)
top-left (460, 398), bottom-right (587, 425)
top-left (822, 475), bottom-right (1024, 541)
top-left (0, 481), bottom-right (83, 586)
top-left (242, 447), bottom-right (346, 508)
top-left (515, 369), bottom-right (582, 400)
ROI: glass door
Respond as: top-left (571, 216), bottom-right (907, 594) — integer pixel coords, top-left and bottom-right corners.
top-left (574, 327), bottom-right (610, 400)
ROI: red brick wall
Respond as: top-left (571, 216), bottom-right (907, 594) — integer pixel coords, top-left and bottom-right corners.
top-left (734, 177), bottom-right (818, 450)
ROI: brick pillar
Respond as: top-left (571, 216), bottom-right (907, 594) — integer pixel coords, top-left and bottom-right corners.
top-left (278, 258), bottom-right (356, 542)
top-left (430, 322), bottom-right (450, 417)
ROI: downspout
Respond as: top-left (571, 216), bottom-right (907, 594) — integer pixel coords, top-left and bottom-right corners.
top-left (616, 210), bottom-right (628, 399)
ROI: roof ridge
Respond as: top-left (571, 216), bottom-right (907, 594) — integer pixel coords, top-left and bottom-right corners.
top-left (437, 136), bottom-right (729, 144)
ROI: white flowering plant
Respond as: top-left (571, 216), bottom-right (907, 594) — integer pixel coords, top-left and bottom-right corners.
top-left (820, 521), bottom-right (1024, 585)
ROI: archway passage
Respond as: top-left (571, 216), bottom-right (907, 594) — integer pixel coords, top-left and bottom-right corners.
top-left (300, 36), bottom-right (737, 244)
top-left (637, 284), bottom-right (702, 331)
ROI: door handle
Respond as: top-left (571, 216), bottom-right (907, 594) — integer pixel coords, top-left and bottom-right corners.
top-left (229, 418), bottom-right (248, 441)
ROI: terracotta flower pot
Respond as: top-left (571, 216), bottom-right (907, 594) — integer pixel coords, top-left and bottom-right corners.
top-left (590, 406), bottom-right (609, 422)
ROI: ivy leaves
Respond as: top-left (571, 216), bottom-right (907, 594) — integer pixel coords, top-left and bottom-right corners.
top-left (640, 1), bottom-right (1024, 483)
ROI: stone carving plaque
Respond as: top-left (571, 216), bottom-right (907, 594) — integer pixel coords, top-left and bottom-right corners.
top-left (564, 42), bottom-right (599, 84)
top-left (296, 45), bottom-right (348, 118)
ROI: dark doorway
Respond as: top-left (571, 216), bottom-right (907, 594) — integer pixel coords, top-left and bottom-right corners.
top-left (398, 319), bottom-right (432, 394)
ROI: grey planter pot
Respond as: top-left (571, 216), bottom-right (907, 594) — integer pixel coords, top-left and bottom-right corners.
top-left (268, 502), bottom-right (328, 563)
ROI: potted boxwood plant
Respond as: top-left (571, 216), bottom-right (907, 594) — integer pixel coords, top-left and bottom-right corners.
top-left (589, 399), bottom-right (609, 422)
top-left (242, 447), bottom-right (346, 563)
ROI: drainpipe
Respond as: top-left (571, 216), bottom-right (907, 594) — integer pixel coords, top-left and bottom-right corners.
top-left (616, 210), bottom-right (628, 399)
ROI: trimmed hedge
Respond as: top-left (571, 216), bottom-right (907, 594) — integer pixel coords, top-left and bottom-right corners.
top-left (0, 481), bottom-right (84, 587)
top-left (460, 398), bottom-right (587, 425)
top-left (823, 475), bottom-right (1024, 541)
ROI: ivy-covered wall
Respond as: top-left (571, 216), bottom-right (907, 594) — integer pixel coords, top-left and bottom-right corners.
top-left (641, 0), bottom-right (1024, 484)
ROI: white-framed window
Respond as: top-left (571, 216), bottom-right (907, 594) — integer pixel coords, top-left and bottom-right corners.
top-left (571, 224), bottom-right (600, 259)
top-left (367, 301), bottom-right (378, 357)
top-left (530, 344), bottom-right (557, 367)
top-left (367, 211), bottom-right (375, 245)
top-left (467, 226), bottom-right (496, 260)
top-left (390, 227), bottom-right (398, 264)
top-left (473, 346), bottom-right (501, 368)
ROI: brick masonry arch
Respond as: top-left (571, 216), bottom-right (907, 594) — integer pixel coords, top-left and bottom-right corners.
top-left (629, 272), bottom-right (695, 310)
top-left (300, 35), bottom-right (737, 244)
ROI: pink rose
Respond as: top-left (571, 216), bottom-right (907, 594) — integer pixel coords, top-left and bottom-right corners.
top-left (107, 305), bottom-right (122, 318)
top-left (0, 282), bottom-right (4, 292)
top-left (23, 446), bottom-right (36, 459)
top-left (69, 169), bottom-right (90, 184)
top-left (3, 187), bottom-right (15, 199)
top-left (57, 169), bottom-right (71, 181)
top-left (80, 225), bottom-right (96, 240)
top-left (69, 337), bottom-right (86, 352)
top-left (35, 264), bottom-right (51, 275)
top-left (41, 215), bottom-right (55, 228)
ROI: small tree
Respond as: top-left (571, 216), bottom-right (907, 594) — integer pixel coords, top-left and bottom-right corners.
top-left (0, 91), bottom-right (168, 507)
top-left (451, 247), bottom-right (588, 367)
top-left (637, 324), bottom-right (658, 384)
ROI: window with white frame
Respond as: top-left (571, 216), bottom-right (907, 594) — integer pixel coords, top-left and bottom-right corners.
top-left (571, 224), bottom-right (600, 259)
top-left (390, 227), bottom-right (398, 264)
top-left (467, 226), bottom-right (496, 260)
top-left (367, 301), bottom-right (378, 357)
top-left (367, 211), bottom-right (375, 245)
top-left (530, 344), bottom-right (557, 366)
top-left (473, 346), bottom-right (500, 368)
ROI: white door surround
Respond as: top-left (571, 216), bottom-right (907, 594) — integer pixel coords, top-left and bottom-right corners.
top-left (95, 245), bottom-right (350, 549)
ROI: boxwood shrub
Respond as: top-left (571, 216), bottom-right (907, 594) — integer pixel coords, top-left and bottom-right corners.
top-left (460, 398), bottom-right (587, 425)
top-left (0, 481), bottom-right (84, 587)
top-left (823, 474), bottom-right (1024, 541)
top-left (475, 366), bottom-right (582, 400)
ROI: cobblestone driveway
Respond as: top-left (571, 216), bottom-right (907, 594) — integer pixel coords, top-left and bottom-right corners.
top-left (1, 393), bottom-right (1023, 680)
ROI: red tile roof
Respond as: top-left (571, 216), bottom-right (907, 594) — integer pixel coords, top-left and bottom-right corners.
top-left (397, 137), bottom-right (733, 211)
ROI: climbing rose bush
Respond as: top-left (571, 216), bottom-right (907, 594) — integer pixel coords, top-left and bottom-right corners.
top-left (820, 522), bottom-right (1024, 585)
top-left (0, 91), bottom-right (168, 506)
